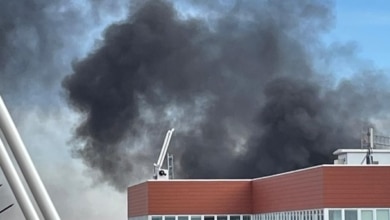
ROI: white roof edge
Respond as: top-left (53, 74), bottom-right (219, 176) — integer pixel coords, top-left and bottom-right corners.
top-left (146, 179), bottom-right (252, 182)
top-left (323, 164), bottom-right (390, 167)
top-left (333, 148), bottom-right (390, 155)
top-left (251, 164), bottom-right (325, 181)
top-left (251, 164), bottom-right (390, 181)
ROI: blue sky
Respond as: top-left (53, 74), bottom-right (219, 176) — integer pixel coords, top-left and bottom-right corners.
top-left (329, 0), bottom-right (390, 70)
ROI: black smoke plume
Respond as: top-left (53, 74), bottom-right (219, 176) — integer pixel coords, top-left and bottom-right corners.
top-left (63, 0), bottom-right (390, 190)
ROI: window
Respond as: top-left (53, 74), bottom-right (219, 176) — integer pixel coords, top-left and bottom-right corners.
top-left (243, 216), bottom-right (251, 220)
top-left (377, 210), bottom-right (390, 220)
top-left (345, 210), bottom-right (357, 220)
top-left (205, 216), bottom-right (215, 220)
top-left (319, 210), bottom-right (324, 220)
top-left (218, 216), bottom-right (227, 220)
top-left (329, 210), bottom-right (341, 220)
top-left (178, 217), bottom-right (188, 220)
top-left (165, 217), bottom-right (175, 220)
top-left (191, 217), bottom-right (201, 220)
top-left (152, 217), bottom-right (163, 220)
top-left (231, 216), bottom-right (240, 220)
top-left (361, 210), bottom-right (373, 220)
top-left (312, 210), bottom-right (318, 220)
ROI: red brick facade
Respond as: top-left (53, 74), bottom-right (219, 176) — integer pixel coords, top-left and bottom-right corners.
top-left (322, 166), bottom-right (390, 208)
top-left (128, 182), bottom-right (149, 217)
top-left (148, 181), bottom-right (252, 215)
top-left (128, 165), bottom-right (390, 217)
top-left (128, 180), bottom-right (252, 217)
top-left (252, 166), bottom-right (324, 213)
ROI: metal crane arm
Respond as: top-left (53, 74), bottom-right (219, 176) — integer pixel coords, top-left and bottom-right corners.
top-left (155, 129), bottom-right (174, 168)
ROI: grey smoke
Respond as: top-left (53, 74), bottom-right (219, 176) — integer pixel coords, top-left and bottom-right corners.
top-left (0, 0), bottom-right (127, 102)
top-left (63, 0), bottom-right (390, 190)
top-left (0, 0), bottom-right (74, 96)
top-left (0, 0), bottom-right (128, 218)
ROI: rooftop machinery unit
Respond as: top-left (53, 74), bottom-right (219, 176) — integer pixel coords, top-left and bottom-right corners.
top-left (153, 129), bottom-right (174, 180)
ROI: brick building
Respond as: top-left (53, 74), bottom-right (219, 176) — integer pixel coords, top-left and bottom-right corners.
top-left (128, 150), bottom-right (390, 220)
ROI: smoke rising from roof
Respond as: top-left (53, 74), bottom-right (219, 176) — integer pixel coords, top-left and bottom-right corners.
top-left (63, 0), bottom-right (390, 190)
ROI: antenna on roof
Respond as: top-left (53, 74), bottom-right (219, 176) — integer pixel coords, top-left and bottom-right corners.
top-left (360, 127), bottom-right (390, 164)
top-left (362, 127), bottom-right (390, 149)
top-left (374, 131), bottom-right (390, 149)
top-left (366, 128), bottom-right (374, 164)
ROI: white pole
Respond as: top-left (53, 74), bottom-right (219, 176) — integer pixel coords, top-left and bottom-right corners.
top-left (156, 129), bottom-right (171, 167)
top-left (0, 96), bottom-right (60, 220)
top-left (370, 128), bottom-right (374, 149)
top-left (157, 129), bottom-right (174, 167)
top-left (0, 136), bottom-right (40, 220)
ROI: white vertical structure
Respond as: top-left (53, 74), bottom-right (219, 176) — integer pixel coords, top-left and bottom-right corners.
top-left (0, 95), bottom-right (60, 219)
top-left (153, 129), bottom-right (174, 180)
top-left (369, 128), bottom-right (374, 149)
top-left (0, 137), bottom-right (39, 219)
top-left (366, 128), bottom-right (374, 164)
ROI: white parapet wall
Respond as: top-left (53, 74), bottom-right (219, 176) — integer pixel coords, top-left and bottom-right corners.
top-left (333, 149), bottom-right (390, 165)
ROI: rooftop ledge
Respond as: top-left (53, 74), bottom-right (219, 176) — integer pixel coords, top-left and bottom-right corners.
top-left (333, 148), bottom-right (390, 155)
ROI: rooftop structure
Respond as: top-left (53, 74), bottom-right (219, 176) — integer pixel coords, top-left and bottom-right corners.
top-left (333, 149), bottom-right (390, 164)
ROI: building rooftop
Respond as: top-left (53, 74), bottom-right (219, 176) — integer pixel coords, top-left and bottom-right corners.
top-left (128, 164), bottom-right (390, 217)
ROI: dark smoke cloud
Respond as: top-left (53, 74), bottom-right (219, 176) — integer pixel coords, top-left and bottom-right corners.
top-left (0, 0), bottom-right (127, 104)
top-left (63, 0), bottom-right (390, 190)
